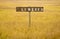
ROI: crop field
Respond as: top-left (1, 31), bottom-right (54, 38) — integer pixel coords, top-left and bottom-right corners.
top-left (0, 0), bottom-right (60, 39)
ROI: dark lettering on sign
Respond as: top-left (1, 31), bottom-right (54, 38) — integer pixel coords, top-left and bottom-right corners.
top-left (16, 7), bottom-right (44, 12)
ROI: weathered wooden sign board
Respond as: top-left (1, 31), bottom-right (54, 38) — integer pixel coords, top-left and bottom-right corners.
top-left (16, 7), bottom-right (44, 12)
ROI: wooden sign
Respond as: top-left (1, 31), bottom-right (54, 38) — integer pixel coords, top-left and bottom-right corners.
top-left (16, 7), bottom-right (44, 12)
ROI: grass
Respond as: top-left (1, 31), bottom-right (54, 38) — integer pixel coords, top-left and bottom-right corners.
top-left (0, 1), bottom-right (60, 39)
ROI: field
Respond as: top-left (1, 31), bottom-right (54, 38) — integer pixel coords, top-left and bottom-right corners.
top-left (0, 0), bottom-right (60, 39)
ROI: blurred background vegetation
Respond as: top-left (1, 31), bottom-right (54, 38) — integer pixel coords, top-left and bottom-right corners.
top-left (0, 0), bottom-right (60, 39)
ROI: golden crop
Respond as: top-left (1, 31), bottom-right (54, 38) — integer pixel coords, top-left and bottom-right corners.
top-left (0, 0), bottom-right (60, 39)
